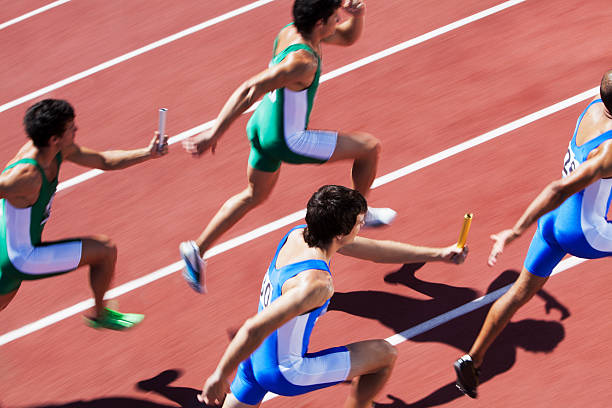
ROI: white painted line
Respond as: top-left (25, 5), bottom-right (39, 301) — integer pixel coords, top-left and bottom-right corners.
top-left (57, 0), bottom-right (528, 193)
top-left (0, 87), bottom-right (598, 347)
top-left (0, 0), bottom-right (70, 31)
top-left (0, 0), bottom-right (277, 114)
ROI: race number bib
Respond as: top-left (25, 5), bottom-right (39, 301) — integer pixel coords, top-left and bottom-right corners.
top-left (562, 144), bottom-right (579, 177)
top-left (259, 273), bottom-right (273, 309)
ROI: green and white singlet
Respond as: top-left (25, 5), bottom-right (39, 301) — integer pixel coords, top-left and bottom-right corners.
top-left (0, 154), bottom-right (82, 294)
top-left (246, 23), bottom-right (338, 172)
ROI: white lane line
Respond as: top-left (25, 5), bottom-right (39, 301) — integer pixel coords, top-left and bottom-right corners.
top-left (262, 255), bottom-right (587, 402)
top-left (0, 0), bottom-right (70, 31)
top-left (57, 0), bottom-right (528, 193)
top-left (0, 0), bottom-right (277, 114)
top-left (0, 87), bottom-right (598, 347)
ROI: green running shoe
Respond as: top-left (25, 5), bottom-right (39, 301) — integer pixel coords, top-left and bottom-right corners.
top-left (84, 307), bottom-right (145, 331)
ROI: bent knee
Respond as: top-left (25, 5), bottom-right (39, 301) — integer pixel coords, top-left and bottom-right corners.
top-left (88, 235), bottom-right (118, 260)
top-left (371, 340), bottom-right (397, 366)
top-left (241, 186), bottom-right (272, 207)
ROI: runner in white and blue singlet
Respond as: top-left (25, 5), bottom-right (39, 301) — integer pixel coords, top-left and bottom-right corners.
top-left (199, 185), bottom-right (468, 408)
top-left (455, 70), bottom-right (612, 399)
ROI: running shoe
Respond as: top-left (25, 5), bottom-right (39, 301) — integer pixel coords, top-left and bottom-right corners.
top-left (454, 354), bottom-right (480, 398)
top-left (84, 307), bottom-right (145, 331)
top-left (364, 207), bottom-right (397, 227)
top-left (179, 240), bottom-right (207, 293)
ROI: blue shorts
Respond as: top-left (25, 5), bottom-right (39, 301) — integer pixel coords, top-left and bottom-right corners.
top-left (524, 219), bottom-right (566, 278)
top-left (230, 346), bottom-right (350, 405)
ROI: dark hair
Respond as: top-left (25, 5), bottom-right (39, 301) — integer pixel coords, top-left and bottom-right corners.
top-left (293, 0), bottom-right (342, 37)
top-left (601, 70), bottom-right (612, 115)
top-left (304, 185), bottom-right (367, 249)
top-left (23, 99), bottom-right (75, 148)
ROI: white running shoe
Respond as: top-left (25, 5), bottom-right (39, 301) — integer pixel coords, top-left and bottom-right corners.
top-left (179, 241), bottom-right (207, 293)
top-left (364, 207), bottom-right (397, 227)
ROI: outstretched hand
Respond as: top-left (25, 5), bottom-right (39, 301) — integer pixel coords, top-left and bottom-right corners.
top-left (199, 370), bottom-right (230, 406)
top-left (183, 129), bottom-right (218, 157)
top-left (441, 245), bottom-right (468, 264)
top-left (342, 0), bottom-right (366, 17)
top-left (488, 229), bottom-right (519, 266)
top-left (148, 132), bottom-right (169, 158)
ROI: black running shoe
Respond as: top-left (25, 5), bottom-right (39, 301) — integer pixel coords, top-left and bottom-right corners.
top-left (454, 355), bottom-right (480, 398)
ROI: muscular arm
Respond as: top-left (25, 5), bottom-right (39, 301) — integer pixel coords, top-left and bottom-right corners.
top-left (200, 270), bottom-right (332, 405)
top-left (489, 140), bottom-right (612, 265)
top-left (510, 141), bottom-right (612, 237)
top-left (338, 236), bottom-right (466, 264)
top-left (0, 165), bottom-right (42, 207)
top-left (211, 52), bottom-right (317, 140)
top-left (63, 133), bottom-right (166, 170)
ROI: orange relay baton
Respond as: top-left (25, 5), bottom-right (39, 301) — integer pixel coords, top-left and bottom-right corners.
top-left (457, 213), bottom-right (473, 248)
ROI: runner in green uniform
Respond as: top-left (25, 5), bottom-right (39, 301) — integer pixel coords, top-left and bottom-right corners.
top-left (181, 0), bottom-right (395, 293)
top-left (0, 99), bottom-right (168, 330)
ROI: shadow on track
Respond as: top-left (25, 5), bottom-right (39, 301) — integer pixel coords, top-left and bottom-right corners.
top-left (24, 369), bottom-right (211, 408)
top-left (328, 264), bottom-right (569, 407)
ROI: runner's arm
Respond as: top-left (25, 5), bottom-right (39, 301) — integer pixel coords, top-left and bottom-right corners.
top-left (63, 132), bottom-right (167, 170)
top-left (323, 0), bottom-right (366, 46)
top-left (488, 139), bottom-right (612, 265)
top-left (509, 140), bottom-right (612, 238)
top-left (0, 165), bottom-right (42, 207)
top-left (208, 52), bottom-right (317, 141)
top-left (338, 236), bottom-right (467, 264)
top-left (200, 270), bottom-right (331, 405)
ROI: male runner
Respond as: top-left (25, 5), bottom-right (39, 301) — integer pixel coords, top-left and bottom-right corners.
top-left (180, 0), bottom-right (395, 293)
top-left (454, 70), bottom-right (612, 398)
top-left (0, 99), bottom-right (168, 330)
top-left (199, 185), bottom-right (468, 407)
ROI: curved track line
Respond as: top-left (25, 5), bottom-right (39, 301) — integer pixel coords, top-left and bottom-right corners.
top-left (0, 0), bottom-right (71, 31)
top-left (0, 0), bottom-right (277, 114)
top-left (0, 87), bottom-right (597, 347)
top-left (56, 0), bottom-right (528, 194)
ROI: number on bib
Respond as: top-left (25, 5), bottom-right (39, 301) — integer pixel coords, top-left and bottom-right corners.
top-left (260, 273), bottom-right (273, 308)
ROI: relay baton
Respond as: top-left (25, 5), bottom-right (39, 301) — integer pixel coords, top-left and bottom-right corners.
top-left (457, 213), bottom-right (473, 248)
top-left (157, 108), bottom-right (167, 151)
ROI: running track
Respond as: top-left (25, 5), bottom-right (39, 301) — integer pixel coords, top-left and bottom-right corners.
top-left (1, 1), bottom-right (611, 407)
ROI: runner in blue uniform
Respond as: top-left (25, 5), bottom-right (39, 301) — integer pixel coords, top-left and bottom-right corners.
top-left (199, 185), bottom-right (468, 407)
top-left (454, 70), bottom-right (612, 398)
top-left (0, 99), bottom-right (168, 330)
top-left (179, 0), bottom-right (396, 294)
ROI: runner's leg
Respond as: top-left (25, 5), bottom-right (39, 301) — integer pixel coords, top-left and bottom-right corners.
top-left (343, 340), bottom-right (397, 408)
top-left (469, 267), bottom-right (548, 366)
top-left (78, 235), bottom-right (117, 318)
top-left (195, 165), bottom-right (280, 256)
top-left (0, 289), bottom-right (18, 312)
top-left (328, 131), bottom-right (381, 197)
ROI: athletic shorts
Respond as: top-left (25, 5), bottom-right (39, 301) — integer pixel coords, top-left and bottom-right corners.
top-left (0, 238), bottom-right (83, 294)
top-left (247, 121), bottom-right (338, 172)
top-left (230, 346), bottom-right (350, 405)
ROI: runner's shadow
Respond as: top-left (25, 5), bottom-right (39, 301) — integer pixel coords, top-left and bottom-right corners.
top-left (24, 369), bottom-right (209, 408)
top-left (329, 265), bottom-right (569, 408)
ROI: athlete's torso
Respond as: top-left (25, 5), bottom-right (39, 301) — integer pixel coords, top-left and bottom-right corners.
top-left (251, 225), bottom-right (331, 377)
top-left (0, 152), bottom-right (62, 246)
top-left (544, 99), bottom-right (612, 255)
top-left (248, 23), bottom-right (322, 137)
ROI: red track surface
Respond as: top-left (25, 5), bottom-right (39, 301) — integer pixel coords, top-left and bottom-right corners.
top-left (1, 1), bottom-right (612, 407)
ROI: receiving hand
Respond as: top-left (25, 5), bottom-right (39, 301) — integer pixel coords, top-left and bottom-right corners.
top-left (488, 229), bottom-right (519, 267)
top-left (183, 129), bottom-right (218, 157)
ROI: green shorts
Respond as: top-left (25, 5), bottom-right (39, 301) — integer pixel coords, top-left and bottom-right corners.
top-left (247, 120), bottom-right (338, 173)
